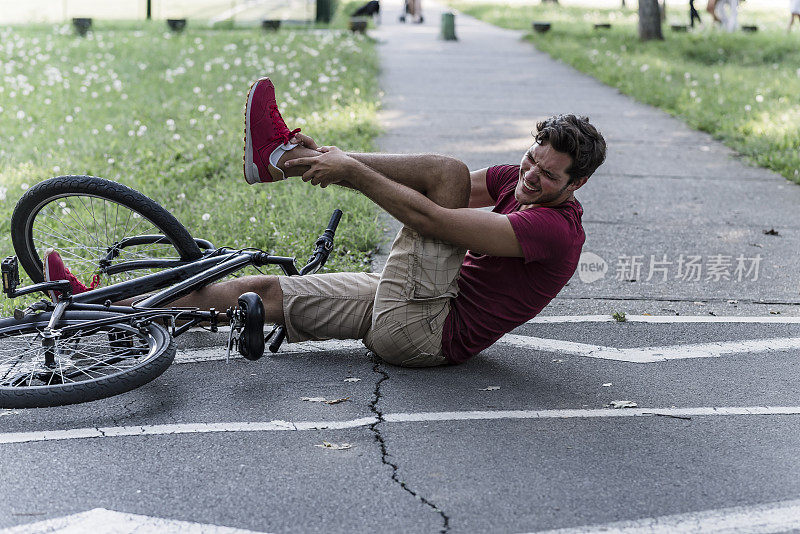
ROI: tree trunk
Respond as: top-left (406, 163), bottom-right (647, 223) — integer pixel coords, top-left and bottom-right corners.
top-left (638, 0), bottom-right (663, 40)
top-left (541, 0), bottom-right (559, 3)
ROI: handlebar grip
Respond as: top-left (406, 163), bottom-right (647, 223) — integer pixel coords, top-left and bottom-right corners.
top-left (269, 326), bottom-right (287, 353)
top-left (326, 209), bottom-right (342, 234)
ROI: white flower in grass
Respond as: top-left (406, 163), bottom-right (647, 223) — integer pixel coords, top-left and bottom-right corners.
top-left (193, 86), bottom-right (201, 94)
top-left (202, 213), bottom-right (210, 221)
top-left (107, 158), bottom-right (114, 164)
top-left (16, 110), bottom-right (25, 120)
top-left (92, 128), bottom-right (99, 135)
top-left (128, 130), bottom-right (135, 136)
top-left (197, 143), bottom-right (204, 150)
top-left (177, 193), bottom-right (186, 200)
top-left (744, 105), bottom-right (751, 111)
top-left (166, 119), bottom-right (176, 130)
top-left (91, 91), bottom-right (98, 98)
top-left (21, 183), bottom-right (29, 190)
top-left (104, 124), bottom-right (113, 132)
top-left (639, 64), bottom-right (649, 73)
top-left (318, 74), bottom-right (330, 84)
top-left (689, 90), bottom-right (696, 98)
top-left (65, 115), bottom-right (73, 122)
top-left (249, 216), bottom-right (257, 223)
top-left (189, 118), bottom-right (197, 126)
top-left (57, 138), bottom-right (64, 145)
top-left (755, 95), bottom-right (763, 103)
top-left (198, 104), bottom-right (206, 112)
top-left (52, 166), bottom-right (60, 173)
top-left (61, 207), bottom-right (70, 215)
top-left (172, 134), bottom-right (181, 141)
top-left (213, 113), bottom-right (220, 121)
top-left (0, 187), bottom-right (6, 201)
top-left (206, 134), bottom-right (213, 141)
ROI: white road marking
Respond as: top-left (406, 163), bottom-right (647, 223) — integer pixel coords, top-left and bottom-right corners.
top-left (529, 314), bottom-right (800, 324)
top-left (175, 339), bottom-right (364, 364)
top-left (1, 507), bottom-right (264, 534)
top-left (176, 315), bottom-right (800, 365)
top-left (500, 334), bottom-right (800, 363)
top-left (528, 497), bottom-right (800, 534)
top-left (2, 406), bottom-right (799, 445)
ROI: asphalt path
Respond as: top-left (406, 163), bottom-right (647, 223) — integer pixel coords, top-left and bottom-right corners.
top-left (3, 2), bottom-right (800, 533)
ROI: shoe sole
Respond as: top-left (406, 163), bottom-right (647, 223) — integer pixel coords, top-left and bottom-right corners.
top-left (43, 248), bottom-right (59, 302)
top-left (243, 79), bottom-right (262, 185)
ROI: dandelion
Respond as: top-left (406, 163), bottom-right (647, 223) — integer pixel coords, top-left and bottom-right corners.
top-left (202, 213), bottom-right (210, 221)
top-left (104, 124), bottom-right (113, 132)
top-left (16, 110), bottom-right (25, 120)
top-left (57, 138), bottom-right (65, 145)
top-left (52, 166), bottom-right (60, 173)
top-left (213, 113), bottom-right (221, 121)
top-left (107, 158), bottom-right (115, 164)
top-left (197, 143), bottom-right (204, 150)
top-left (21, 183), bottom-right (29, 190)
top-left (198, 104), bottom-right (207, 112)
top-left (745, 105), bottom-right (752, 111)
top-left (193, 86), bottom-right (201, 94)
top-left (206, 134), bottom-right (213, 141)
top-left (0, 187), bottom-right (6, 201)
top-left (172, 133), bottom-right (181, 141)
top-left (177, 193), bottom-right (186, 200)
top-left (189, 118), bottom-right (197, 126)
top-left (166, 119), bottom-right (176, 130)
top-left (249, 216), bottom-right (257, 223)
top-left (755, 95), bottom-right (763, 103)
top-left (65, 115), bottom-right (73, 122)
top-left (639, 64), bottom-right (649, 73)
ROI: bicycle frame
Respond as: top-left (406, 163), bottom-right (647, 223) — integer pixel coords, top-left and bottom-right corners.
top-left (3, 209), bottom-right (342, 347)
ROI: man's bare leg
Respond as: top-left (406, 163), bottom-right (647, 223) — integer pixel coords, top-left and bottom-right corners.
top-left (277, 148), bottom-right (470, 210)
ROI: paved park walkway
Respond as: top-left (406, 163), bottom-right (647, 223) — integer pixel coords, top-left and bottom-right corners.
top-left (373, 0), bottom-right (800, 318)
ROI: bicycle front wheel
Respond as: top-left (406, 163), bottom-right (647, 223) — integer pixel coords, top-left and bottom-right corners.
top-left (11, 175), bottom-right (203, 287)
top-left (0, 311), bottom-right (175, 408)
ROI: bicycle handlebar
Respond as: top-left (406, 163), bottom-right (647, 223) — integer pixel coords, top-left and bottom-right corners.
top-left (269, 209), bottom-right (342, 353)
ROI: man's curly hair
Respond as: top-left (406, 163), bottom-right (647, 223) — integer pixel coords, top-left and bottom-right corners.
top-left (535, 114), bottom-right (606, 184)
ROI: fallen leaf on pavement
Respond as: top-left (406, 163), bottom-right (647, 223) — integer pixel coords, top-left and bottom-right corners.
top-left (324, 397), bottom-right (350, 405)
top-left (602, 383), bottom-right (612, 387)
top-left (479, 386), bottom-right (500, 391)
top-left (300, 396), bottom-right (350, 404)
top-left (607, 400), bottom-right (638, 409)
top-left (344, 377), bottom-right (361, 382)
top-left (316, 441), bottom-right (352, 450)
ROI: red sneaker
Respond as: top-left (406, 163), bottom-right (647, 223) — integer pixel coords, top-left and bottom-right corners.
top-left (243, 77), bottom-right (300, 184)
top-left (43, 249), bottom-right (97, 302)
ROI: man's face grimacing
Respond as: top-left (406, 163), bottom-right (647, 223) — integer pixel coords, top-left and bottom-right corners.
top-left (515, 142), bottom-right (586, 209)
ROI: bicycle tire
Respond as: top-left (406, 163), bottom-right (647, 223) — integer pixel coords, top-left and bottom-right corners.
top-left (0, 311), bottom-right (175, 408)
top-left (11, 175), bottom-right (203, 285)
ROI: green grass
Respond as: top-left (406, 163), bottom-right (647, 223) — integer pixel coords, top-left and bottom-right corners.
top-left (448, 2), bottom-right (800, 184)
top-left (0, 18), bottom-right (382, 313)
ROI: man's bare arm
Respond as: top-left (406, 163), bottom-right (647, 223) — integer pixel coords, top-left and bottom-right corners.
top-left (287, 149), bottom-right (523, 258)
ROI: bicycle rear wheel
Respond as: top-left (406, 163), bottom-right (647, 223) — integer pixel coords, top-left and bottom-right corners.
top-left (0, 311), bottom-right (175, 408)
top-left (11, 175), bottom-right (203, 287)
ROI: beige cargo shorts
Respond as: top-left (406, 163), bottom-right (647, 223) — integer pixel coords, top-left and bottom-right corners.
top-left (278, 227), bottom-right (467, 367)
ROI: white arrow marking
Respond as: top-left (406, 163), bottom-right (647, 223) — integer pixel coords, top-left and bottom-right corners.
top-left (500, 334), bottom-right (800, 363)
top-left (528, 314), bottom-right (800, 324)
top-left (1, 507), bottom-right (265, 534)
top-left (527, 497), bottom-right (800, 534)
top-left (2, 406), bottom-right (799, 445)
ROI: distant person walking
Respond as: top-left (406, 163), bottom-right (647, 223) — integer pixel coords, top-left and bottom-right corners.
top-left (690, 0), bottom-right (703, 27)
top-left (715, 0), bottom-right (739, 32)
top-left (789, 0), bottom-right (800, 32)
top-left (706, 0), bottom-right (722, 23)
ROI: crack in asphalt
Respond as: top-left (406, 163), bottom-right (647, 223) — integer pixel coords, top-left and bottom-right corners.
top-left (367, 352), bottom-right (450, 533)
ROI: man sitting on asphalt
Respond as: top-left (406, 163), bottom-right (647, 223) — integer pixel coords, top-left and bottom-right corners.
top-left (46, 77), bottom-right (606, 367)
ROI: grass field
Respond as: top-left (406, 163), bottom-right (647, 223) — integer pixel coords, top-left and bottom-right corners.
top-left (0, 15), bottom-right (382, 312)
top-left (449, 1), bottom-right (800, 184)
